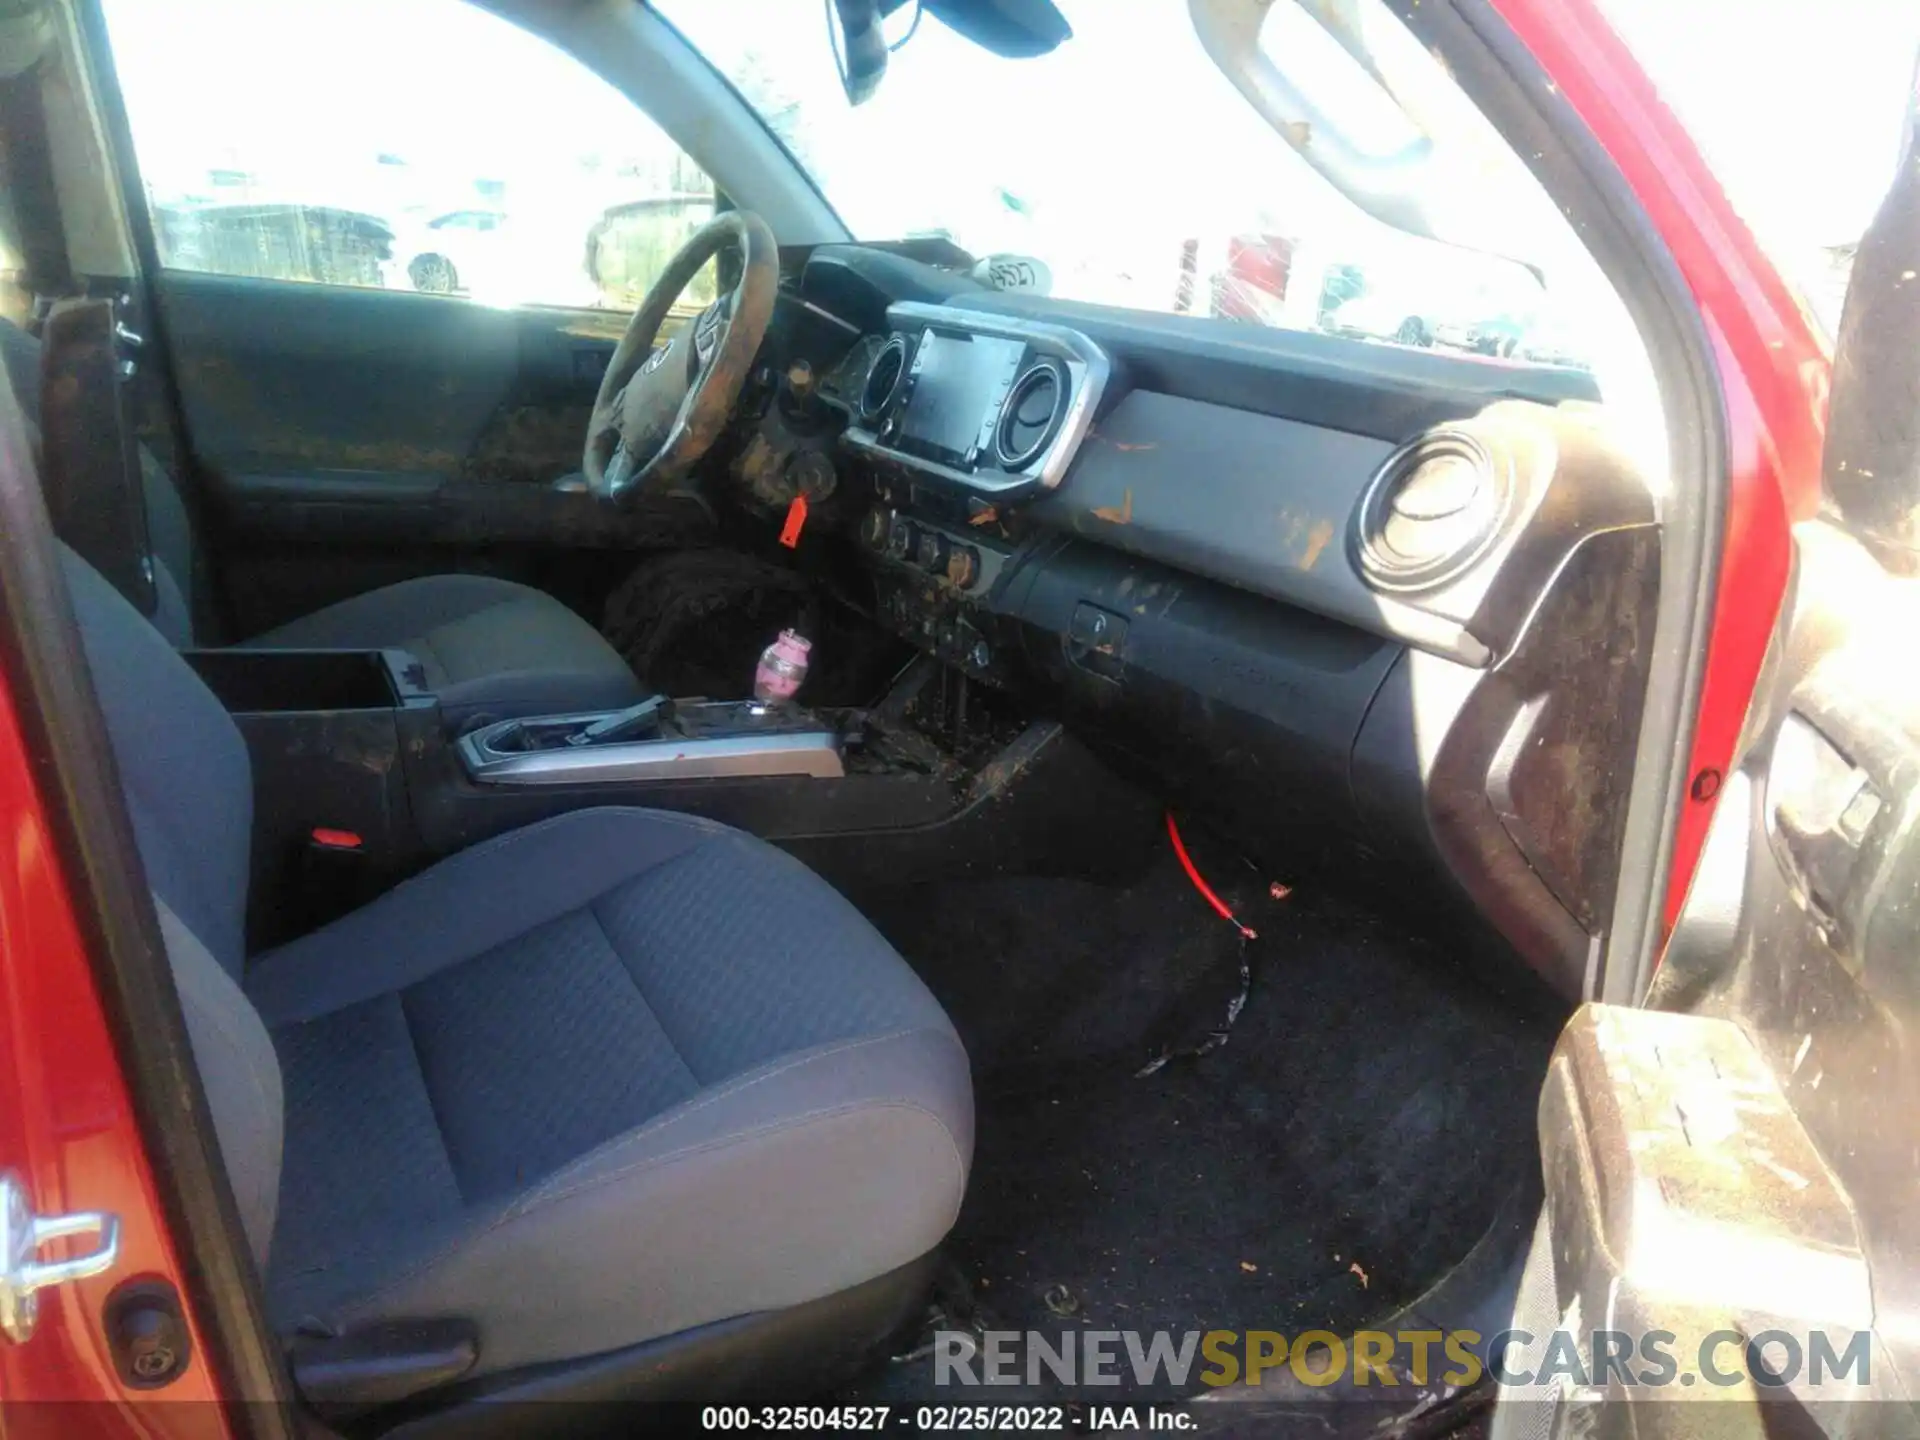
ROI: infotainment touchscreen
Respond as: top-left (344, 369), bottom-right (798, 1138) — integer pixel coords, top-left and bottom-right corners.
top-left (898, 330), bottom-right (1028, 465)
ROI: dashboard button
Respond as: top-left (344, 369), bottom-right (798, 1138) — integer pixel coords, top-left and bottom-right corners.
top-left (915, 530), bottom-right (948, 573)
top-left (885, 515), bottom-right (916, 560)
top-left (859, 507), bottom-right (892, 550)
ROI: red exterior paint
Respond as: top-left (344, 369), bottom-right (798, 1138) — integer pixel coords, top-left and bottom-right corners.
top-left (1485, 0), bottom-right (1831, 929)
top-left (0, 674), bottom-right (230, 1435)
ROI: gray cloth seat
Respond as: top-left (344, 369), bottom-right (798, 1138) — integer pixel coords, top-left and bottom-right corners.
top-left (61, 545), bottom-right (972, 1384)
top-left (1, 315), bottom-right (644, 724)
top-left (239, 572), bottom-right (646, 724)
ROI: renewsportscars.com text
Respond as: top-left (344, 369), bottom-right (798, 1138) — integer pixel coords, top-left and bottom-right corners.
top-left (934, 1327), bottom-right (1873, 1392)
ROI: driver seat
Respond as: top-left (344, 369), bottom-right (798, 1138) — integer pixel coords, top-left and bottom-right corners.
top-left (237, 573), bottom-right (645, 725)
top-left (0, 316), bottom-right (645, 726)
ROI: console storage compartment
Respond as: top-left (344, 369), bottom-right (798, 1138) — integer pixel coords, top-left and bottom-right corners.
top-left (185, 648), bottom-right (404, 713)
top-left (183, 648), bottom-right (441, 945)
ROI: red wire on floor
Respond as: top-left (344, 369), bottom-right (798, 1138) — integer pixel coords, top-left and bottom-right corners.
top-left (1165, 811), bottom-right (1257, 939)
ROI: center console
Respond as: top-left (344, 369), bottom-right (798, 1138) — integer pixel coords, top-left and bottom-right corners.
top-left (191, 639), bottom-right (1156, 949)
top-left (184, 646), bottom-right (440, 944)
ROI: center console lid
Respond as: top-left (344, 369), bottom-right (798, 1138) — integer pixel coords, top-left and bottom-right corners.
top-left (184, 646), bottom-right (436, 715)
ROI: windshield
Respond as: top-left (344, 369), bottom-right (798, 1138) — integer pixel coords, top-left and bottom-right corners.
top-left (656, 0), bottom-right (1589, 354)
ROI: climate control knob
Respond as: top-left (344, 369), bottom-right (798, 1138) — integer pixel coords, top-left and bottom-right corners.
top-left (945, 545), bottom-right (982, 590)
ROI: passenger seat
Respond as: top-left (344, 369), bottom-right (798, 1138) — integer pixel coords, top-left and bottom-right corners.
top-left (60, 539), bottom-right (973, 1397)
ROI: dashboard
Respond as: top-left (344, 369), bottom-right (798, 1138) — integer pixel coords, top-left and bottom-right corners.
top-left (735, 243), bottom-right (1650, 1001)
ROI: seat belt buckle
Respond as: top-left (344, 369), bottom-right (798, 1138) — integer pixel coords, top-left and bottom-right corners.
top-left (291, 827), bottom-right (376, 934)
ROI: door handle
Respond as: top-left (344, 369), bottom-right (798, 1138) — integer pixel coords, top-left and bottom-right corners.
top-left (1066, 601), bottom-right (1127, 680)
top-left (0, 1169), bottom-right (122, 1343)
top-left (1768, 711), bottom-right (1886, 953)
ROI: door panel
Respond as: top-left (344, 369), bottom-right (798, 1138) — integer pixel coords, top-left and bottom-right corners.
top-left (159, 269), bottom-right (615, 492)
top-left (156, 271), bottom-right (672, 635)
top-left (1495, 526), bottom-right (1920, 1429)
top-left (1504, 60), bottom-right (1920, 1435)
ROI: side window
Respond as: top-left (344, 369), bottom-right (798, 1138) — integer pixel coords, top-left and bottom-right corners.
top-left (97, 0), bottom-right (717, 312)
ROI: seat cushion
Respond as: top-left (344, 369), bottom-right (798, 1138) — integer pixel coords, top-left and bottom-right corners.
top-left (241, 573), bottom-right (644, 723)
top-left (244, 807), bottom-right (972, 1378)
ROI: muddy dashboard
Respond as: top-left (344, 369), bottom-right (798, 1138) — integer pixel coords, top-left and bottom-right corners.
top-left (755, 245), bottom-right (1652, 997)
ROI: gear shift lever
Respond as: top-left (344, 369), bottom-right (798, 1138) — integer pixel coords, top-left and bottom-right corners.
top-left (567, 693), bottom-right (672, 746)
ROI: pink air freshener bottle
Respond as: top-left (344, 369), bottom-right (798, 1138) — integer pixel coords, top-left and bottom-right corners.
top-left (752, 629), bottom-right (811, 706)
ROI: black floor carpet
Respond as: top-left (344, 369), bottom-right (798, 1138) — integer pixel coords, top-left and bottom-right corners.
top-left (858, 852), bottom-right (1562, 1394)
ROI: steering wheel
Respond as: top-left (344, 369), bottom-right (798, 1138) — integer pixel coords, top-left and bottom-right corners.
top-left (584, 209), bottom-right (780, 503)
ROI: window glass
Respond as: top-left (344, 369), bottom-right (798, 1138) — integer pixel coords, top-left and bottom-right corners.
top-left (661, 0), bottom-right (1604, 372)
top-left (1596, 0), bottom-right (1918, 338)
top-left (98, 0), bottom-right (717, 311)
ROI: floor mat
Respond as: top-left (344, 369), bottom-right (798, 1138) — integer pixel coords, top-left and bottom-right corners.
top-left (859, 854), bottom-right (1562, 1395)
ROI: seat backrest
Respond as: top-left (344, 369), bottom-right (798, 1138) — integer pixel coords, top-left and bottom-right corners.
top-left (61, 546), bottom-right (253, 970)
top-left (60, 543), bottom-right (281, 1259)
top-left (3, 316), bottom-right (200, 645)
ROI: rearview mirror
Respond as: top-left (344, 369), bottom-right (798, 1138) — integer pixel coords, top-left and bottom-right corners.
top-left (920, 0), bottom-right (1071, 59)
top-left (830, 0), bottom-right (1072, 106)
top-left (829, 0), bottom-right (889, 105)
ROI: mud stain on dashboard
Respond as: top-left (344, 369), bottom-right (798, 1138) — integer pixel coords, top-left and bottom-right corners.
top-left (1298, 518), bottom-right (1335, 570)
top-left (1092, 488), bottom-right (1135, 525)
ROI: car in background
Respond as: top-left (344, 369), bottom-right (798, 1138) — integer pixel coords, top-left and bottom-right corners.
top-left (1325, 288), bottom-right (1435, 346)
top-left (391, 207), bottom-right (506, 295)
top-left (388, 206), bottom-right (603, 308)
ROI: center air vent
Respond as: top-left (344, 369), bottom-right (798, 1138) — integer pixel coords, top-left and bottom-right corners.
top-left (860, 335), bottom-right (910, 423)
top-left (993, 359), bottom-right (1068, 470)
top-left (1353, 430), bottom-right (1509, 592)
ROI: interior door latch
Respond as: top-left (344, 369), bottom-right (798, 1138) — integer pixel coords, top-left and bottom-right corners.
top-left (0, 1169), bottom-right (121, 1344)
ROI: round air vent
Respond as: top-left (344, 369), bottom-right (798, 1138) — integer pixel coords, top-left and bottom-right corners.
top-left (993, 359), bottom-right (1068, 470)
top-left (860, 335), bottom-right (910, 423)
top-left (1352, 430), bottom-right (1509, 592)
